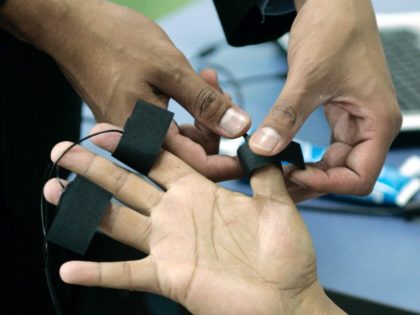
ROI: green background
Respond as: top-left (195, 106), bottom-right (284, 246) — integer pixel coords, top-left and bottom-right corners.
top-left (111, 0), bottom-right (196, 19)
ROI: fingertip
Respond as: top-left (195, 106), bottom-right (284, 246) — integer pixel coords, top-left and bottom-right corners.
top-left (43, 178), bottom-right (66, 205)
top-left (50, 141), bottom-right (75, 163)
top-left (218, 107), bottom-right (251, 138)
top-left (59, 262), bottom-right (76, 284)
top-left (60, 261), bottom-right (98, 285)
top-left (249, 127), bottom-right (287, 156)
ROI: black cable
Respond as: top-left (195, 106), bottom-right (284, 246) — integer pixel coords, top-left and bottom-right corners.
top-left (40, 129), bottom-right (123, 315)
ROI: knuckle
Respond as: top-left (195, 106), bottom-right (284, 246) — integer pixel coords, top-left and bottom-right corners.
top-left (154, 48), bottom-right (188, 84)
top-left (138, 221), bottom-right (152, 244)
top-left (381, 105), bottom-right (402, 139)
top-left (143, 189), bottom-right (160, 207)
top-left (270, 102), bottom-right (298, 129)
top-left (82, 154), bottom-right (99, 178)
top-left (391, 108), bottom-right (403, 135)
top-left (193, 87), bottom-right (226, 123)
top-left (111, 169), bottom-right (130, 196)
top-left (167, 52), bottom-right (187, 82)
top-left (354, 181), bottom-right (375, 196)
top-left (122, 261), bottom-right (135, 291)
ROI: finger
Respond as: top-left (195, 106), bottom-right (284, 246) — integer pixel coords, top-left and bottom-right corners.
top-left (89, 123), bottom-right (195, 188)
top-left (287, 185), bottom-right (323, 203)
top-left (188, 69), bottom-right (222, 154)
top-left (43, 178), bottom-right (68, 204)
top-left (60, 257), bottom-right (160, 293)
top-left (44, 178), bottom-right (151, 252)
top-left (200, 68), bottom-right (223, 93)
top-left (282, 165), bottom-right (324, 202)
top-left (51, 142), bottom-right (163, 214)
top-left (179, 122), bottom-right (219, 155)
top-left (170, 67), bottom-right (241, 179)
top-left (154, 64), bottom-right (250, 138)
top-left (289, 139), bottom-right (387, 195)
top-left (90, 123), bottom-right (124, 150)
top-left (100, 203), bottom-right (150, 253)
top-left (164, 123), bottom-right (243, 182)
top-left (250, 164), bottom-right (292, 202)
top-left (249, 81), bottom-right (319, 156)
top-left (196, 69), bottom-right (226, 153)
top-left (199, 68), bottom-right (232, 100)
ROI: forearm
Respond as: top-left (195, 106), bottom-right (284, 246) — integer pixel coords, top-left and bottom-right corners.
top-left (0, 0), bottom-right (71, 45)
top-left (0, 0), bottom-right (110, 58)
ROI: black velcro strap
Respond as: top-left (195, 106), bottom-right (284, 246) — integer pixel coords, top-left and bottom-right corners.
top-left (46, 176), bottom-right (112, 255)
top-left (237, 140), bottom-right (305, 177)
top-left (112, 101), bottom-right (174, 174)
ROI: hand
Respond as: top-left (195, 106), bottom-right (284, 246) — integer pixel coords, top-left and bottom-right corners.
top-left (165, 69), bottom-right (244, 181)
top-left (43, 124), bottom-right (344, 315)
top-left (0, 0), bottom-right (250, 181)
top-left (248, 0), bottom-right (402, 200)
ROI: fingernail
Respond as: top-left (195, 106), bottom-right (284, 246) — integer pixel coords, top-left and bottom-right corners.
top-left (250, 127), bottom-right (281, 153)
top-left (219, 108), bottom-right (249, 136)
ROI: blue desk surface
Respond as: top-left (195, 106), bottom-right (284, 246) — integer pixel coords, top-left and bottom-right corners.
top-left (82, 0), bottom-right (420, 312)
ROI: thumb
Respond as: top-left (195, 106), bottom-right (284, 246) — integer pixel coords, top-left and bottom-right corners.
top-left (249, 82), bottom-right (318, 156)
top-left (155, 66), bottom-right (250, 138)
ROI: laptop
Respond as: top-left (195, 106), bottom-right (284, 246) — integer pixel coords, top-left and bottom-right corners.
top-left (278, 12), bottom-right (420, 147)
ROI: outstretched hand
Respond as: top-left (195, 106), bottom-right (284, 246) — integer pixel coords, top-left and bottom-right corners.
top-left (44, 123), bottom-right (344, 315)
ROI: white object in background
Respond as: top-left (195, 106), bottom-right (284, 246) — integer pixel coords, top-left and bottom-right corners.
top-left (219, 137), bottom-right (245, 157)
top-left (399, 156), bottom-right (420, 177)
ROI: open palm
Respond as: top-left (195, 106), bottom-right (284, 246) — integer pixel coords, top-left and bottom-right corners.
top-left (44, 124), bottom-right (341, 315)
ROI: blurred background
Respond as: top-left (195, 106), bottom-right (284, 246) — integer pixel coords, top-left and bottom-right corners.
top-left (112, 0), bottom-right (196, 19)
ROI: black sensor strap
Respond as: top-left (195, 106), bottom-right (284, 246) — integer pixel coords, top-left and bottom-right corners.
top-left (237, 140), bottom-right (305, 177)
top-left (46, 101), bottom-right (173, 255)
top-left (112, 101), bottom-right (174, 175)
top-left (46, 176), bottom-right (112, 255)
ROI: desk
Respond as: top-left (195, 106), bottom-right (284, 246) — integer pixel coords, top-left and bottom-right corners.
top-left (81, 0), bottom-right (420, 312)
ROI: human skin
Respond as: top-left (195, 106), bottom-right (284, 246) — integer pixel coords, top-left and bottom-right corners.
top-left (249, 0), bottom-right (402, 201)
top-left (0, 0), bottom-right (400, 198)
top-left (43, 122), bottom-right (346, 315)
top-left (0, 0), bottom-right (251, 181)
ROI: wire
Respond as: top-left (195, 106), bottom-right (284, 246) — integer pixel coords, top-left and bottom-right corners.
top-left (40, 129), bottom-right (123, 315)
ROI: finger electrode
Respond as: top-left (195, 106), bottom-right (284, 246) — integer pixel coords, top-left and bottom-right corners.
top-left (44, 101), bottom-right (174, 256)
top-left (46, 177), bottom-right (112, 255)
top-left (112, 101), bottom-right (174, 174)
top-left (237, 136), bottom-right (305, 177)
